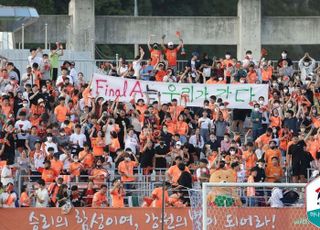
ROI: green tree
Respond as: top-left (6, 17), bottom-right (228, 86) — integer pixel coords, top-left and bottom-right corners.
top-left (0, 0), bottom-right (56, 14)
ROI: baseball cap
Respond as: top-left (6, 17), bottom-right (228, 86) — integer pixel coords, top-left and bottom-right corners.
top-left (168, 42), bottom-right (173, 46)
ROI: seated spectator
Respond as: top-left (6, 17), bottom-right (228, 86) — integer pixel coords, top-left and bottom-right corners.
top-left (34, 179), bottom-right (49, 208)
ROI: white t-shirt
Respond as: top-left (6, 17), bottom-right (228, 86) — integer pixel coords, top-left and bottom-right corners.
top-left (0, 192), bottom-right (17, 208)
top-left (268, 188), bottom-right (284, 208)
top-left (56, 75), bottom-right (74, 86)
top-left (28, 55), bottom-right (43, 67)
top-left (59, 153), bottom-right (71, 170)
top-left (15, 120), bottom-right (32, 139)
top-left (34, 151), bottom-right (45, 170)
top-left (35, 188), bottom-right (49, 208)
top-left (70, 67), bottom-right (78, 85)
top-left (199, 117), bottom-right (211, 129)
top-left (70, 133), bottom-right (87, 148)
top-left (43, 141), bottom-right (59, 155)
top-left (124, 135), bottom-right (139, 154)
top-left (1, 166), bottom-right (13, 186)
top-left (132, 60), bottom-right (141, 78)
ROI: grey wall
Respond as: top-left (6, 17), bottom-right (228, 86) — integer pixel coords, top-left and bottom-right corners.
top-left (15, 15), bottom-right (320, 46)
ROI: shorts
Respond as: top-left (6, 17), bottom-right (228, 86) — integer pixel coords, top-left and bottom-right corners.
top-left (291, 161), bottom-right (307, 177)
top-left (233, 109), bottom-right (248, 121)
top-left (51, 68), bottom-right (58, 81)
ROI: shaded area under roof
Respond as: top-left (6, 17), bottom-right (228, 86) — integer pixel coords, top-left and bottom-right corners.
top-left (0, 6), bottom-right (39, 32)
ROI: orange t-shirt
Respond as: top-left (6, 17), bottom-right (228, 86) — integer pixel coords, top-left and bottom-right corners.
top-left (20, 192), bottom-right (30, 207)
top-left (91, 137), bottom-right (105, 157)
top-left (151, 187), bottom-right (169, 208)
top-left (2, 104), bottom-right (12, 118)
top-left (169, 105), bottom-right (184, 122)
top-left (109, 137), bottom-right (120, 153)
top-left (269, 116), bottom-right (281, 128)
top-left (261, 69), bottom-right (271, 82)
top-left (118, 161), bottom-right (138, 182)
top-left (165, 48), bottom-right (179, 67)
top-left (110, 189), bottom-right (125, 208)
top-left (264, 149), bottom-right (282, 166)
top-left (92, 192), bottom-right (107, 208)
top-left (150, 49), bottom-right (162, 66)
top-left (176, 121), bottom-right (188, 136)
top-left (79, 150), bottom-right (94, 168)
top-left (91, 168), bottom-right (108, 186)
top-left (50, 159), bottom-right (63, 176)
top-left (41, 168), bottom-right (57, 183)
top-left (54, 105), bottom-right (70, 122)
top-left (206, 78), bottom-right (217, 84)
top-left (255, 133), bottom-right (272, 147)
top-left (167, 165), bottom-right (190, 185)
top-left (165, 120), bottom-right (176, 135)
top-left (247, 71), bottom-right (257, 83)
top-left (69, 162), bottom-right (82, 176)
top-left (242, 151), bottom-right (258, 171)
top-left (265, 165), bottom-right (283, 182)
top-left (155, 70), bottom-right (166, 82)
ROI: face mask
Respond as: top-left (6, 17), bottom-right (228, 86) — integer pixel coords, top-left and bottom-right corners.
top-left (259, 100), bottom-right (264, 105)
top-left (47, 137), bottom-right (52, 142)
top-left (219, 106), bottom-right (224, 110)
top-left (210, 137), bottom-right (216, 141)
top-left (163, 128), bottom-right (168, 132)
top-left (270, 146), bottom-right (276, 149)
top-left (281, 53), bottom-right (287, 59)
top-left (230, 150), bottom-right (236, 155)
top-left (124, 157), bottom-right (131, 162)
top-left (301, 128), bottom-right (306, 132)
top-left (23, 103), bottom-right (28, 107)
top-left (176, 145), bottom-right (181, 149)
top-left (273, 129), bottom-right (277, 133)
top-left (274, 103), bottom-right (279, 108)
top-left (312, 110), bottom-right (317, 114)
top-left (283, 89), bottom-right (288, 93)
top-left (225, 55), bottom-right (231, 59)
top-left (304, 62), bottom-right (310, 66)
top-left (254, 108), bottom-right (259, 112)
top-left (224, 137), bottom-right (229, 142)
top-left (306, 81), bottom-right (310, 84)
top-left (218, 77), bottom-right (223, 81)
top-left (287, 103), bottom-right (292, 108)
top-left (240, 79), bottom-right (245, 83)
top-left (272, 83), bottom-right (278, 87)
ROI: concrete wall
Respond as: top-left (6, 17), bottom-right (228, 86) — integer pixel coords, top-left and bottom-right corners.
top-left (96, 16), bottom-right (238, 45)
top-left (262, 16), bottom-right (320, 45)
top-left (15, 15), bottom-right (320, 46)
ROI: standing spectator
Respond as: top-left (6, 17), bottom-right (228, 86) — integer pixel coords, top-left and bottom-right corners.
top-left (92, 184), bottom-right (108, 208)
top-left (150, 182), bottom-right (170, 208)
top-left (0, 183), bottom-right (17, 208)
top-left (117, 152), bottom-right (139, 188)
top-left (110, 178), bottom-right (125, 208)
top-left (56, 184), bottom-right (69, 207)
top-left (70, 185), bottom-right (82, 207)
top-left (49, 43), bottom-right (64, 84)
top-left (28, 48), bottom-right (43, 67)
top-left (132, 47), bottom-right (145, 79)
top-left (147, 35), bottom-right (162, 67)
top-left (247, 168), bottom-right (257, 207)
top-left (251, 103), bottom-right (263, 140)
top-left (82, 181), bottom-right (96, 207)
top-left (34, 179), bottom-right (49, 208)
top-left (161, 36), bottom-right (183, 71)
top-left (298, 52), bottom-right (316, 83)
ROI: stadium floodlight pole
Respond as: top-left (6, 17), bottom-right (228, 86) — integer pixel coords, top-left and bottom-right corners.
top-left (134, 0), bottom-right (139, 57)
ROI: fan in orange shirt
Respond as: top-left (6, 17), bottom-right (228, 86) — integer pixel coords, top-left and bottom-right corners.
top-left (118, 153), bottom-right (139, 182)
top-left (54, 97), bottom-right (70, 123)
top-left (265, 156), bottom-right (283, 182)
top-left (90, 130), bottom-right (106, 157)
top-left (165, 156), bottom-right (190, 186)
top-left (90, 159), bottom-right (109, 187)
top-left (20, 185), bottom-right (31, 207)
top-left (169, 99), bottom-right (184, 122)
top-left (264, 141), bottom-right (282, 166)
top-left (255, 128), bottom-right (273, 149)
top-left (246, 65), bottom-right (258, 83)
top-left (175, 114), bottom-right (189, 137)
top-left (69, 155), bottom-right (83, 181)
top-left (50, 153), bottom-right (64, 175)
top-left (110, 179), bottom-right (125, 208)
top-left (154, 63), bottom-right (166, 82)
top-left (92, 185), bottom-right (108, 208)
top-left (242, 142), bottom-right (258, 173)
top-left (41, 160), bottom-right (57, 183)
top-left (151, 182), bottom-right (170, 208)
top-left (79, 143), bottom-right (95, 169)
top-left (164, 116), bottom-right (176, 135)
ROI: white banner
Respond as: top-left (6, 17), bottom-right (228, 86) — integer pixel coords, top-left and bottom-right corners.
top-left (91, 73), bottom-right (269, 109)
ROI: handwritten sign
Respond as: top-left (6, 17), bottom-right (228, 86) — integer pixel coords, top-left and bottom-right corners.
top-left (0, 207), bottom-right (316, 230)
top-left (91, 74), bottom-right (269, 109)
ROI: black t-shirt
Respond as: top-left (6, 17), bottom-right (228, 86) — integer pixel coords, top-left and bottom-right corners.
top-left (288, 140), bottom-right (306, 162)
top-left (140, 148), bottom-right (155, 168)
top-left (178, 171), bottom-right (193, 189)
top-left (254, 166), bottom-right (266, 182)
top-left (28, 92), bottom-right (43, 106)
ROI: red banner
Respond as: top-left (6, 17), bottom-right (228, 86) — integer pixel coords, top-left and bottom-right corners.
top-left (0, 207), bottom-right (316, 230)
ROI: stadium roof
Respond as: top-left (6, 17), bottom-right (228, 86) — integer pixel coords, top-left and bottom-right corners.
top-left (0, 6), bottom-right (39, 32)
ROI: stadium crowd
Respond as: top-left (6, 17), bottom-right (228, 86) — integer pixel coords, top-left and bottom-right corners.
top-left (0, 36), bottom-right (319, 209)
